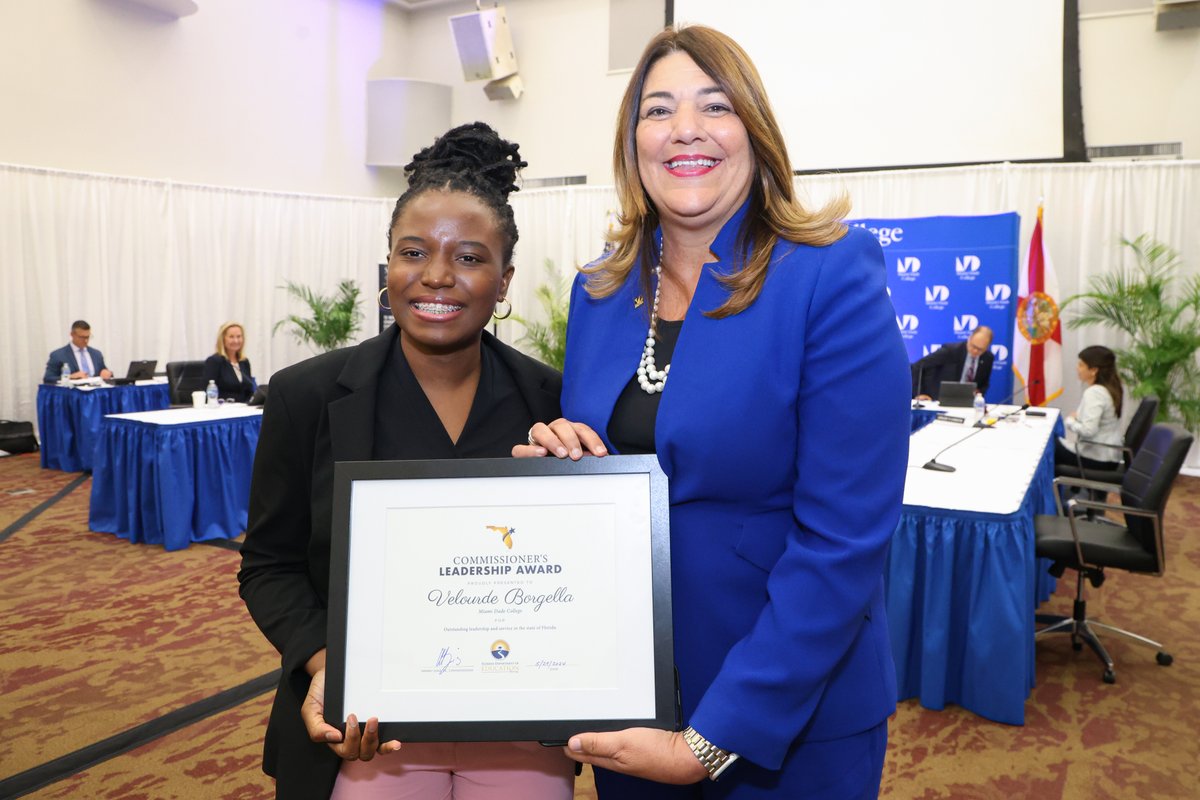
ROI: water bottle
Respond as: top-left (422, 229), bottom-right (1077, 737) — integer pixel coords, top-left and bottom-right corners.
top-left (973, 392), bottom-right (986, 423)
top-left (60, 362), bottom-right (70, 385)
top-left (205, 380), bottom-right (219, 408)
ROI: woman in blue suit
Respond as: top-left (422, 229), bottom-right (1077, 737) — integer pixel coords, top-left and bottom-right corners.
top-left (522, 25), bottom-right (911, 799)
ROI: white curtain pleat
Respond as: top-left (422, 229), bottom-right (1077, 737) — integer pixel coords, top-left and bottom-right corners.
top-left (4, 161), bottom-right (1198, 471)
top-left (501, 185), bottom-right (617, 347)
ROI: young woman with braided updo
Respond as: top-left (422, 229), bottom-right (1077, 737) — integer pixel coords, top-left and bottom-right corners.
top-left (239, 122), bottom-right (573, 799)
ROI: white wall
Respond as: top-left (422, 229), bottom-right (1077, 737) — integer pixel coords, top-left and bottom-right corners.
top-left (0, 0), bottom-right (408, 197)
top-left (395, 0), bottom-right (630, 184)
top-left (396, 2), bottom-right (1200, 178)
top-left (2, 2), bottom-right (1197, 194)
top-left (1080, 10), bottom-right (1200, 156)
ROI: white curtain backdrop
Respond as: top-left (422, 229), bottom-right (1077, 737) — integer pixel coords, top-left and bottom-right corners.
top-left (4, 160), bottom-right (1198, 468)
top-left (2, 163), bottom-right (391, 431)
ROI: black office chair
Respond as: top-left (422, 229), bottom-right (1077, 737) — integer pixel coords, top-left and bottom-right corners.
top-left (165, 360), bottom-right (208, 406)
top-left (1034, 422), bottom-right (1193, 684)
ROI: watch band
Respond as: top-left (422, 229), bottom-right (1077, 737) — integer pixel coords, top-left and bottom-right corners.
top-left (682, 725), bottom-right (739, 781)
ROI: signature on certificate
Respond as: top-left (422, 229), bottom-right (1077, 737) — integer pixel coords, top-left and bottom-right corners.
top-left (435, 646), bottom-right (462, 674)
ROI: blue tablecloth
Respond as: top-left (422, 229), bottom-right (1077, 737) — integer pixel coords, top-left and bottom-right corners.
top-left (88, 413), bottom-right (262, 551)
top-left (912, 407), bottom-right (939, 432)
top-left (885, 416), bottom-right (1063, 725)
top-left (36, 383), bottom-right (170, 472)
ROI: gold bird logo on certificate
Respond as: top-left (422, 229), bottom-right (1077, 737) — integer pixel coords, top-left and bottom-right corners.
top-left (485, 525), bottom-right (515, 549)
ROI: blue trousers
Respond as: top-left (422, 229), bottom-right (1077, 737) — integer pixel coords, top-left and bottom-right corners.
top-left (594, 720), bottom-right (887, 800)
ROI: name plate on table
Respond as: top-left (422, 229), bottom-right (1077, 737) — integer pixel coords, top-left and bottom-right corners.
top-left (327, 455), bottom-right (675, 742)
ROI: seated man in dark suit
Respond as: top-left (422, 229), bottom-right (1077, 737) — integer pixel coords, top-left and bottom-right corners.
top-left (912, 325), bottom-right (994, 400)
top-left (43, 320), bottom-right (112, 383)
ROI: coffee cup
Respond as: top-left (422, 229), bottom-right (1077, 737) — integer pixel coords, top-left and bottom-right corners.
top-left (191, 390), bottom-right (206, 409)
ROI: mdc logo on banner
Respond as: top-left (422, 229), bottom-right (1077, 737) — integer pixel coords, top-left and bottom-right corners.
top-left (896, 256), bottom-right (921, 281)
top-left (922, 343), bottom-right (942, 357)
top-left (991, 344), bottom-right (1009, 364)
top-left (924, 284), bottom-right (950, 310)
top-left (953, 314), bottom-right (979, 335)
top-left (896, 314), bottom-right (919, 338)
top-left (985, 283), bottom-right (1011, 309)
top-left (955, 255), bottom-right (981, 280)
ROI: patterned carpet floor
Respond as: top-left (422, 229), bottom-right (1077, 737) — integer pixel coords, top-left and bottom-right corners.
top-left (1, 451), bottom-right (1197, 799)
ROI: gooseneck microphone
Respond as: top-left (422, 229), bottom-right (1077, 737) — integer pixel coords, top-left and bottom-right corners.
top-left (923, 404), bottom-right (1030, 471)
top-left (912, 363), bottom-right (926, 409)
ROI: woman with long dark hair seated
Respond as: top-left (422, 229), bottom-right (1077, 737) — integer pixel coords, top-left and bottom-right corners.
top-left (1056, 344), bottom-right (1125, 474)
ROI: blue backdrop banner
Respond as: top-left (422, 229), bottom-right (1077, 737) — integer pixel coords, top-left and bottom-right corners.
top-left (849, 213), bottom-right (1019, 403)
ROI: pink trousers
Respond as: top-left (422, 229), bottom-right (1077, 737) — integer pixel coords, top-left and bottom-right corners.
top-left (330, 740), bottom-right (575, 800)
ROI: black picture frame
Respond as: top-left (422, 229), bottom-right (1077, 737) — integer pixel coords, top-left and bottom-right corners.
top-left (326, 454), bottom-right (675, 743)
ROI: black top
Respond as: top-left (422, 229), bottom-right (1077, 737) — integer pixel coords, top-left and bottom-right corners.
top-left (373, 334), bottom-right (533, 460)
top-left (607, 318), bottom-right (683, 454)
top-left (203, 353), bottom-right (255, 402)
top-left (238, 326), bottom-right (561, 800)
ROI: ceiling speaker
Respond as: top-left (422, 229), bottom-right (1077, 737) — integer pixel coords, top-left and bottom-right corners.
top-left (448, 7), bottom-right (518, 82)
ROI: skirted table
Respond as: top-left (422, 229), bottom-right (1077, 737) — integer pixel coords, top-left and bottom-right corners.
top-left (88, 405), bottom-right (263, 550)
top-left (36, 382), bottom-right (171, 472)
top-left (911, 406), bottom-right (939, 432)
top-left (886, 406), bottom-right (1063, 725)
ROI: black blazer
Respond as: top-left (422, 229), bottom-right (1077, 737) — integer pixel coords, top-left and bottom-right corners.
top-left (912, 341), bottom-right (994, 399)
top-left (203, 354), bottom-right (255, 402)
top-left (237, 326), bottom-right (561, 799)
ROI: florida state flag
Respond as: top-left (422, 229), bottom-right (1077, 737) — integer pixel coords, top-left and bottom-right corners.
top-left (1013, 205), bottom-right (1063, 406)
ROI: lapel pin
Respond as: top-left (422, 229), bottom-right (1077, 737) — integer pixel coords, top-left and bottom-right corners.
top-left (634, 296), bottom-right (645, 309)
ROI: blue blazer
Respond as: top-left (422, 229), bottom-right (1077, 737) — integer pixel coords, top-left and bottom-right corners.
top-left (562, 204), bottom-right (911, 772)
top-left (43, 344), bottom-right (107, 383)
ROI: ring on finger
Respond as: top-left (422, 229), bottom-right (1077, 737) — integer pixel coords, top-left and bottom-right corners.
top-left (527, 425), bottom-right (537, 445)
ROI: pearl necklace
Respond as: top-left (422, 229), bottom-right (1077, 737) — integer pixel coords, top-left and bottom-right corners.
top-left (636, 265), bottom-right (669, 394)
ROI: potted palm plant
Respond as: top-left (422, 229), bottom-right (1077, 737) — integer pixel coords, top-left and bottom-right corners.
top-left (273, 279), bottom-right (363, 353)
top-left (509, 259), bottom-right (571, 371)
top-left (1062, 234), bottom-right (1200, 433)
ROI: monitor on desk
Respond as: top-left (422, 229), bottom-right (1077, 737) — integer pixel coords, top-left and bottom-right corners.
top-left (107, 360), bottom-right (157, 385)
top-left (938, 381), bottom-right (977, 408)
top-left (126, 360), bottom-right (156, 380)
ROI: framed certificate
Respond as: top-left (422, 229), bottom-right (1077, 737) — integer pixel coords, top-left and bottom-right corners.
top-left (325, 454), bottom-right (676, 742)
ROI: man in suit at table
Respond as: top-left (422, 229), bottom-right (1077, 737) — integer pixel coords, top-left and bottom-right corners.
top-left (912, 325), bottom-right (994, 400)
top-left (43, 320), bottom-right (112, 382)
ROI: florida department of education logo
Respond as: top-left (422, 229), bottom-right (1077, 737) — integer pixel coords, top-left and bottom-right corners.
top-left (485, 525), bottom-right (515, 549)
top-left (491, 640), bottom-right (511, 660)
top-left (1016, 291), bottom-right (1061, 344)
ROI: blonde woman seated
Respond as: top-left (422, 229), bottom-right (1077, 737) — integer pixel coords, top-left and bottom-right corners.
top-left (203, 321), bottom-right (256, 403)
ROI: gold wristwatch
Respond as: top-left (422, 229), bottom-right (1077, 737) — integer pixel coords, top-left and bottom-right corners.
top-left (682, 725), bottom-right (739, 781)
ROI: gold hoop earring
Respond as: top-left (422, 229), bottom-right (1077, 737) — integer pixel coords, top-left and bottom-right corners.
top-left (378, 288), bottom-right (391, 311)
top-left (493, 297), bottom-right (512, 321)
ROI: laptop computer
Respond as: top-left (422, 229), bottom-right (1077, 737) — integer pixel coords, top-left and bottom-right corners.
top-left (938, 380), bottom-right (977, 408)
top-left (109, 360), bottom-right (157, 385)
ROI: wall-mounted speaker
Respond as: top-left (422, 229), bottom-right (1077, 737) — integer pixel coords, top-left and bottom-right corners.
top-left (484, 73), bottom-right (523, 101)
top-left (448, 7), bottom-right (518, 82)
top-left (1155, 0), bottom-right (1200, 31)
